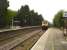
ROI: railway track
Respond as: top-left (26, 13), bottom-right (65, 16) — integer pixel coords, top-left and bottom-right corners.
top-left (0, 28), bottom-right (36, 42)
top-left (0, 27), bottom-right (42, 50)
top-left (11, 30), bottom-right (44, 50)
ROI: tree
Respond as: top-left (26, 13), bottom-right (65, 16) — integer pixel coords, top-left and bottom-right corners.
top-left (0, 0), bottom-right (9, 27)
top-left (16, 5), bottom-right (30, 26)
top-left (37, 14), bottom-right (43, 25)
top-left (29, 10), bottom-right (43, 26)
top-left (5, 9), bottom-right (17, 26)
top-left (16, 5), bottom-right (43, 26)
top-left (53, 10), bottom-right (64, 27)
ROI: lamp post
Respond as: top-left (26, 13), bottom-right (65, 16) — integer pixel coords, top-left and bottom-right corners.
top-left (63, 11), bottom-right (67, 36)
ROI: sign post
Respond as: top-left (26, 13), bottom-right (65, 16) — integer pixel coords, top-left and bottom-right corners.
top-left (63, 12), bottom-right (67, 36)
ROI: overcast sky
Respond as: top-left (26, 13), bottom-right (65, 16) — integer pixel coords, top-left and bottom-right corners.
top-left (8, 0), bottom-right (67, 23)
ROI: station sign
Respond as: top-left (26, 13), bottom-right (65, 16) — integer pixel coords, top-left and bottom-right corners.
top-left (63, 12), bottom-right (67, 18)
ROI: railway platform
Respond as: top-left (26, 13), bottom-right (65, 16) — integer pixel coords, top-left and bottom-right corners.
top-left (31, 28), bottom-right (67, 50)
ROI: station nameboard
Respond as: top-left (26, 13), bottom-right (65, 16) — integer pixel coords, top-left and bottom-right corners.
top-left (63, 12), bottom-right (67, 18)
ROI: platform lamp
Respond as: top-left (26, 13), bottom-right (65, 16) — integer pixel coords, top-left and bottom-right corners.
top-left (63, 11), bottom-right (67, 36)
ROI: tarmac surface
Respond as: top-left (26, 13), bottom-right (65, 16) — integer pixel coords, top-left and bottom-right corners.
top-left (31, 28), bottom-right (67, 50)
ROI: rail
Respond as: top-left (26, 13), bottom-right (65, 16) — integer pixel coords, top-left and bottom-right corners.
top-left (0, 29), bottom-right (41, 50)
top-left (0, 26), bottom-right (40, 50)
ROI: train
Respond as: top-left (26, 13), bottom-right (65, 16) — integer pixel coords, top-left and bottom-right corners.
top-left (41, 20), bottom-right (48, 30)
